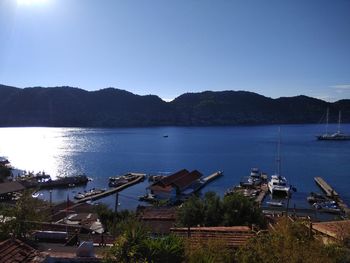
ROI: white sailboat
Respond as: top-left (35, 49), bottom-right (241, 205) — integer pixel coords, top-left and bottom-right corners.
top-left (268, 128), bottom-right (291, 196)
top-left (317, 110), bottom-right (350, 140)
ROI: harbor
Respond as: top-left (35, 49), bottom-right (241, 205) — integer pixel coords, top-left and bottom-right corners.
top-left (314, 176), bottom-right (350, 215)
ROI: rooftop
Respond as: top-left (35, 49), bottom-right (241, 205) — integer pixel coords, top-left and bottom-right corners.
top-left (0, 238), bottom-right (45, 263)
top-left (171, 226), bottom-right (255, 249)
top-left (312, 220), bottom-right (350, 240)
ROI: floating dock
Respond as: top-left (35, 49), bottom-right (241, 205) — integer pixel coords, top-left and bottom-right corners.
top-left (314, 176), bottom-right (350, 215)
top-left (76, 173), bottom-right (145, 203)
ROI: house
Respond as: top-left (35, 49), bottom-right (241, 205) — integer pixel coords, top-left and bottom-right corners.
top-left (138, 206), bottom-right (177, 234)
top-left (149, 169), bottom-right (202, 199)
top-left (312, 220), bottom-right (350, 245)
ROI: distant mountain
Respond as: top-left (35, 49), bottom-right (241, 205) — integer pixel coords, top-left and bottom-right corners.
top-left (0, 85), bottom-right (349, 127)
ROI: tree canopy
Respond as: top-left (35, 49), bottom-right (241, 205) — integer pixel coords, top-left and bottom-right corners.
top-left (177, 192), bottom-right (266, 228)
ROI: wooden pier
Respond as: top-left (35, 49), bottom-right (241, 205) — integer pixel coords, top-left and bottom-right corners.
top-left (76, 173), bottom-right (145, 203)
top-left (314, 177), bottom-right (338, 197)
top-left (195, 171), bottom-right (223, 192)
top-left (202, 171), bottom-right (223, 183)
top-left (314, 176), bottom-right (350, 215)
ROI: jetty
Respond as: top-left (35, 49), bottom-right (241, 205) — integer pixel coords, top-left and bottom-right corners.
top-left (314, 177), bottom-right (338, 198)
top-left (314, 177), bottom-right (350, 215)
top-left (76, 173), bottom-right (145, 203)
top-left (196, 171), bottom-right (223, 192)
top-left (202, 171), bottom-right (223, 184)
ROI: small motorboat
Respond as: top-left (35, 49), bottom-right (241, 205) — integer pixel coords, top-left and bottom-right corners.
top-left (266, 201), bottom-right (284, 207)
top-left (31, 192), bottom-right (40, 198)
top-left (307, 192), bottom-right (327, 203)
top-left (74, 192), bottom-right (85, 200)
top-left (139, 193), bottom-right (156, 202)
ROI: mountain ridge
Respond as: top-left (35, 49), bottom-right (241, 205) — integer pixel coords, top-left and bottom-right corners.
top-left (0, 84), bottom-right (349, 127)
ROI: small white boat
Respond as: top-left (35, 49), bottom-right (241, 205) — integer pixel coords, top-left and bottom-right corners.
top-left (31, 192), bottom-right (40, 198)
top-left (266, 201), bottom-right (284, 207)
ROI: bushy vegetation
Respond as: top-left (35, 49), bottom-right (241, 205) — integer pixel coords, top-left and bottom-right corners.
top-left (177, 191), bottom-right (266, 228)
top-left (94, 203), bottom-right (135, 235)
top-left (0, 191), bottom-right (48, 240)
top-left (104, 219), bottom-right (185, 263)
top-left (236, 218), bottom-right (350, 263)
top-left (185, 239), bottom-right (235, 263)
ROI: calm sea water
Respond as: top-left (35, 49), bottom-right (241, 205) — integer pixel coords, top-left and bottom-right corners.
top-left (0, 125), bottom-right (349, 213)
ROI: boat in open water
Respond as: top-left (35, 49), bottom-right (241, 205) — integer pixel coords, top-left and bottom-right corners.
top-left (317, 109), bottom-right (350, 141)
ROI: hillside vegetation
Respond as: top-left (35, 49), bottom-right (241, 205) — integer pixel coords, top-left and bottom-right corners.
top-left (0, 84), bottom-right (349, 127)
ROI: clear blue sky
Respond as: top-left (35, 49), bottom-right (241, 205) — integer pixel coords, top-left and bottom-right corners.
top-left (0, 0), bottom-right (350, 101)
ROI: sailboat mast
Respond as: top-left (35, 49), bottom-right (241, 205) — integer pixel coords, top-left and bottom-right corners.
top-left (326, 108), bottom-right (329, 135)
top-left (338, 111), bottom-right (341, 133)
top-left (276, 127), bottom-right (281, 177)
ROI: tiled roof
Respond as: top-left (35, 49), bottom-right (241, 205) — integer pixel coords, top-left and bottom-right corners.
top-left (172, 170), bottom-right (202, 191)
top-left (157, 169), bottom-right (189, 186)
top-left (139, 206), bottom-right (177, 220)
top-left (312, 220), bottom-right (350, 240)
top-left (150, 169), bottom-right (202, 192)
top-left (149, 184), bottom-right (173, 193)
top-left (171, 226), bottom-right (255, 248)
top-left (0, 239), bottom-right (44, 263)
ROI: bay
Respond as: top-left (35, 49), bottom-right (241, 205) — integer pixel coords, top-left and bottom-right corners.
top-left (0, 124), bottom-right (349, 212)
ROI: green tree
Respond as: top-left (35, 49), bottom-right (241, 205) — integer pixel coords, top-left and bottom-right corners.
top-left (0, 191), bottom-right (48, 240)
top-left (94, 203), bottom-right (135, 235)
top-left (0, 166), bottom-right (11, 182)
top-left (177, 192), bottom-right (266, 229)
top-left (202, 192), bottom-right (223, 227)
top-left (222, 192), bottom-right (266, 228)
top-left (177, 195), bottom-right (204, 231)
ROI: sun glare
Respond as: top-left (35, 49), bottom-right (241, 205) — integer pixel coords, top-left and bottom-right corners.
top-left (17, 0), bottom-right (48, 5)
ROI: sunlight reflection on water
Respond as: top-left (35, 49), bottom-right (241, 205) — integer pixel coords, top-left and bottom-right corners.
top-left (0, 127), bottom-right (83, 178)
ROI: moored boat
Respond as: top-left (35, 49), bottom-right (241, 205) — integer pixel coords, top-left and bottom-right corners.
top-left (74, 188), bottom-right (106, 200)
top-left (268, 128), bottom-right (292, 196)
top-left (268, 175), bottom-right (291, 196)
top-left (313, 200), bottom-right (342, 214)
top-left (266, 201), bottom-right (284, 207)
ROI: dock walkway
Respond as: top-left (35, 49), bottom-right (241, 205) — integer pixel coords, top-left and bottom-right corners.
top-left (314, 177), bottom-right (338, 197)
top-left (76, 173), bottom-right (145, 203)
top-left (314, 176), bottom-right (350, 215)
top-left (202, 171), bottom-right (223, 183)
